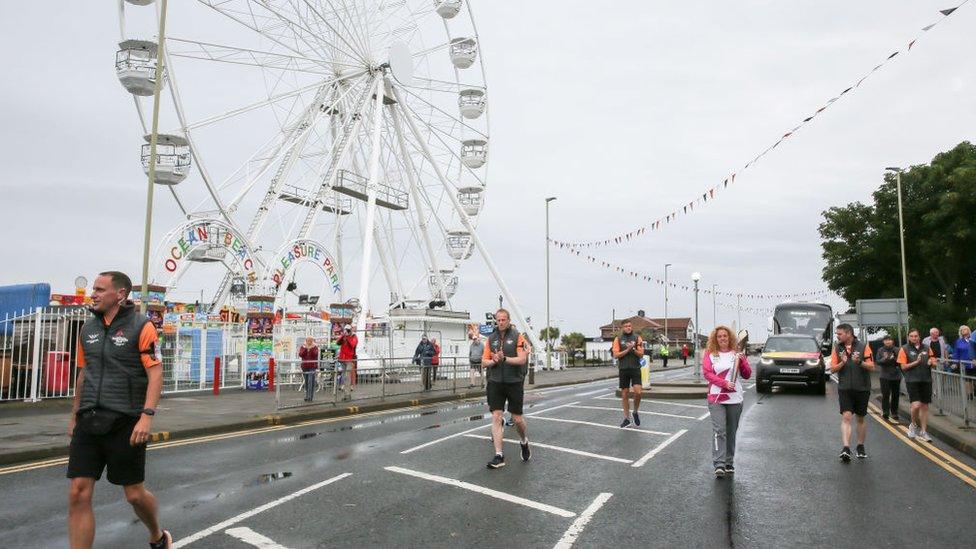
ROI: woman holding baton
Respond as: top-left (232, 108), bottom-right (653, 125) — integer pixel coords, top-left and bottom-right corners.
top-left (702, 325), bottom-right (752, 477)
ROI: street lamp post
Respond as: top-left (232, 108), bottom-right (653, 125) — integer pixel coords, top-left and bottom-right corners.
top-left (692, 272), bottom-right (702, 382)
top-left (545, 197), bottom-right (557, 377)
top-left (886, 167), bottom-right (909, 331)
top-left (711, 284), bottom-right (717, 331)
top-left (664, 263), bottom-right (672, 345)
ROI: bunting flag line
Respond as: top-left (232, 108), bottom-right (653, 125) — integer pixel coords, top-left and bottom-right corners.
top-left (551, 3), bottom-right (970, 250)
top-left (553, 242), bottom-right (831, 302)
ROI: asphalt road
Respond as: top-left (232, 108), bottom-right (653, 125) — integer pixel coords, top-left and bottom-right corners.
top-left (2, 368), bottom-right (975, 548)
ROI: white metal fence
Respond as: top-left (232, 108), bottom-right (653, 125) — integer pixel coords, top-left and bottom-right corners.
top-left (932, 359), bottom-right (976, 428)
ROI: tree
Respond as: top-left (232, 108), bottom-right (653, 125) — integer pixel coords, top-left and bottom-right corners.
top-left (561, 331), bottom-right (586, 351)
top-left (540, 326), bottom-right (560, 350)
top-left (819, 142), bottom-right (976, 336)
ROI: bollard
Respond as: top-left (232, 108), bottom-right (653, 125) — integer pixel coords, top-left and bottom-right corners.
top-left (213, 356), bottom-right (221, 395)
top-left (268, 357), bottom-right (276, 392)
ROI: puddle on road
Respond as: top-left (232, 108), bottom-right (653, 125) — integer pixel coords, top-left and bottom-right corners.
top-left (335, 450), bottom-right (352, 460)
top-left (247, 472), bottom-right (293, 487)
top-left (299, 432), bottom-right (319, 440)
top-left (182, 492), bottom-right (225, 510)
top-left (420, 414), bottom-right (488, 431)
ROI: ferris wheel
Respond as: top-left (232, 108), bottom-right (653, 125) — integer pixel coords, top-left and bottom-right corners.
top-left (114, 0), bottom-right (491, 324)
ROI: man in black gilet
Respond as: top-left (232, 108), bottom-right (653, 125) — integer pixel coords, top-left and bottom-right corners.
top-left (829, 323), bottom-right (874, 462)
top-left (67, 272), bottom-right (171, 548)
top-left (481, 309), bottom-right (531, 469)
top-left (613, 320), bottom-right (644, 428)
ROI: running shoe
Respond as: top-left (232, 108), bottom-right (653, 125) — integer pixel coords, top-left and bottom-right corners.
top-left (855, 444), bottom-right (867, 459)
top-left (839, 447), bottom-right (852, 462)
top-left (487, 454), bottom-right (506, 469)
top-left (619, 418), bottom-right (631, 428)
top-left (890, 415), bottom-right (900, 424)
top-left (882, 414), bottom-right (889, 422)
top-left (907, 423), bottom-right (918, 439)
top-left (149, 530), bottom-right (172, 549)
top-left (724, 464), bottom-right (735, 474)
top-left (520, 441), bottom-right (531, 462)
top-left (714, 466), bottom-right (726, 477)
top-left (633, 411), bottom-right (641, 426)
top-left (504, 417), bottom-right (515, 427)
top-left (919, 431), bottom-right (932, 442)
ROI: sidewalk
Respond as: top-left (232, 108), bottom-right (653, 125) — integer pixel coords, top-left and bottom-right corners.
top-left (0, 364), bottom-right (679, 466)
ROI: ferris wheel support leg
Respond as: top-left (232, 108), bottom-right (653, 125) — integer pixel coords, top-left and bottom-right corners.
top-left (355, 76), bottom-right (388, 332)
top-left (389, 106), bottom-right (447, 302)
top-left (391, 88), bottom-right (542, 353)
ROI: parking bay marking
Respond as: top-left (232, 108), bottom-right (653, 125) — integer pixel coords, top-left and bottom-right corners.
top-left (592, 396), bottom-right (708, 410)
top-left (571, 404), bottom-right (702, 420)
top-left (553, 492), bottom-right (613, 549)
top-left (384, 466), bottom-right (576, 517)
top-left (463, 434), bottom-right (634, 464)
top-left (530, 416), bottom-right (672, 436)
top-left (631, 429), bottom-right (689, 468)
top-left (224, 527), bottom-right (289, 549)
top-left (173, 473), bottom-right (352, 547)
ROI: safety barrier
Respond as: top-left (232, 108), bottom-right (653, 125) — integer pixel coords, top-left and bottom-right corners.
top-left (273, 356), bottom-right (484, 411)
top-left (931, 359), bottom-right (976, 428)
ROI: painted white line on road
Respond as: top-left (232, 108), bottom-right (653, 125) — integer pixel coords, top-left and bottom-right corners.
top-left (536, 386), bottom-right (581, 396)
top-left (593, 395), bottom-right (708, 409)
top-left (573, 387), bottom-right (616, 397)
top-left (745, 383), bottom-right (756, 389)
top-left (571, 404), bottom-right (699, 420)
top-left (631, 429), bottom-right (688, 468)
top-left (531, 416), bottom-right (672, 436)
top-left (553, 492), bottom-right (613, 549)
top-left (174, 473), bottom-right (351, 547)
top-left (384, 466), bottom-right (576, 518)
top-left (525, 401), bottom-right (582, 417)
top-left (400, 422), bottom-right (491, 454)
top-left (224, 527), bottom-right (289, 548)
top-left (463, 434), bottom-right (634, 464)
top-left (698, 412), bottom-right (711, 421)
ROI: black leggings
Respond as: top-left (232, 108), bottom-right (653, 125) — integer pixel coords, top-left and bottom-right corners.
top-left (880, 378), bottom-right (901, 417)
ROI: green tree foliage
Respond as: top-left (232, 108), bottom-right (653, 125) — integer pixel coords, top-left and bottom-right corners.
top-left (819, 142), bottom-right (976, 335)
top-left (540, 326), bottom-right (561, 349)
top-left (560, 332), bottom-right (586, 350)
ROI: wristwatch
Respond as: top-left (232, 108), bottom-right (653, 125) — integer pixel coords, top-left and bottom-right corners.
top-left (141, 408), bottom-right (156, 416)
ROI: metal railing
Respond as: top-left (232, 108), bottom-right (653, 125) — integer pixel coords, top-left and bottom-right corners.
top-left (273, 356), bottom-right (484, 411)
top-left (931, 359), bottom-right (976, 428)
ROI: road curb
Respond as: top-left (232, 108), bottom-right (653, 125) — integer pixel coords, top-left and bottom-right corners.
top-left (0, 373), bottom-right (617, 467)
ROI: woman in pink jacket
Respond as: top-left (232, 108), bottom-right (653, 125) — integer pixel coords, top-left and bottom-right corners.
top-left (702, 325), bottom-right (752, 477)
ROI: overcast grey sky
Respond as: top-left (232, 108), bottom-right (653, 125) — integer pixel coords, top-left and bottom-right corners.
top-left (1, 1), bottom-right (973, 340)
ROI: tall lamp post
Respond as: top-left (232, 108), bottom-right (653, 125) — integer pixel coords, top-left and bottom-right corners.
top-left (545, 197), bottom-right (557, 375)
top-left (664, 263), bottom-right (672, 345)
top-left (692, 272), bottom-right (702, 382)
top-left (885, 166), bottom-right (909, 339)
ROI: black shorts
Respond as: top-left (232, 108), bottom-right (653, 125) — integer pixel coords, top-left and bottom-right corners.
top-left (906, 382), bottom-right (933, 404)
top-left (618, 369), bottom-right (642, 389)
top-left (838, 390), bottom-right (870, 416)
top-left (67, 414), bottom-right (146, 486)
top-left (486, 381), bottom-right (524, 415)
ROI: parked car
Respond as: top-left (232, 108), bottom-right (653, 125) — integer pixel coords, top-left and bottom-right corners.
top-left (755, 334), bottom-right (827, 395)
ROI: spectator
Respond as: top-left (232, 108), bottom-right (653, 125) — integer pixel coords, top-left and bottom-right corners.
top-left (413, 335), bottom-right (436, 390)
top-left (660, 345), bottom-right (670, 368)
top-left (923, 327), bottom-right (950, 364)
top-left (469, 333), bottom-right (484, 387)
top-left (298, 337), bottom-right (319, 403)
top-left (336, 325), bottom-right (358, 398)
top-left (680, 344), bottom-right (690, 366)
top-left (954, 325), bottom-right (974, 399)
top-left (431, 338), bottom-right (441, 382)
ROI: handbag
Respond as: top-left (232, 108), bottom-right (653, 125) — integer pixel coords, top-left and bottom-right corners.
top-left (77, 408), bottom-right (124, 436)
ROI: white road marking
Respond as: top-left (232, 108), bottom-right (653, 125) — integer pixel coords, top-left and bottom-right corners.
top-left (531, 415), bottom-right (672, 436)
top-left (553, 492), bottom-right (613, 549)
top-left (384, 466), bottom-right (576, 518)
top-left (224, 527), bottom-right (289, 548)
top-left (631, 429), bottom-right (688, 468)
top-left (698, 412), bottom-right (711, 421)
top-left (174, 473), bottom-right (352, 547)
top-left (399, 422), bottom-right (491, 454)
top-left (535, 386), bottom-right (580, 396)
top-left (463, 434), bottom-right (634, 464)
top-left (525, 401), bottom-right (582, 416)
top-left (571, 404), bottom-right (699, 420)
top-left (573, 387), bottom-right (616, 397)
top-left (745, 383), bottom-right (756, 389)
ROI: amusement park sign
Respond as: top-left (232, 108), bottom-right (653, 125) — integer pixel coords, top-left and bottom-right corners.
top-left (160, 218), bottom-right (258, 284)
top-left (271, 239), bottom-right (342, 296)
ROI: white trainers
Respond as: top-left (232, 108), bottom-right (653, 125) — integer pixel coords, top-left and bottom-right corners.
top-left (919, 431), bottom-right (932, 442)
top-left (907, 423), bottom-right (918, 439)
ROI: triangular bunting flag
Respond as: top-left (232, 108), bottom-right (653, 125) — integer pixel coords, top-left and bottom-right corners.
top-left (940, 7), bottom-right (957, 16)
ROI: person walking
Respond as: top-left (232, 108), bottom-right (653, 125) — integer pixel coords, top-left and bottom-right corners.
top-left (899, 329), bottom-right (936, 441)
top-left (298, 337), bottom-right (319, 403)
top-left (613, 320), bottom-right (644, 428)
top-left (413, 335), bottom-right (435, 390)
top-left (875, 335), bottom-right (901, 423)
top-left (482, 309), bottom-right (531, 469)
top-left (431, 338), bottom-right (441, 383)
top-left (680, 344), bottom-right (690, 366)
top-left (953, 325), bottom-right (974, 399)
top-left (660, 344), bottom-right (670, 368)
top-left (830, 323), bottom-right (875, 462)
top-left (336, 325), bottom-right (358, 398)
top-left (67, 271), bottom-right (172, 548)
top-left (923, 327), bottom-right (950, 398)
top-left (702, 325), bottom-right (751, 477)
top-left (468, 331), bottom-right (484, 387)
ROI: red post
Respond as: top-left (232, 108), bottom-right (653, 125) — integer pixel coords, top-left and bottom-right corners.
top-left (213, 356), bottom-right (221, 395)
top-left (268, 357), bottom-right (275, 391)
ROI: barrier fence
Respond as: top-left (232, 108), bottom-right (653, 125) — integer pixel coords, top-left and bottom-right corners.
top-left (932, 359), bottom-right (976, 428)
